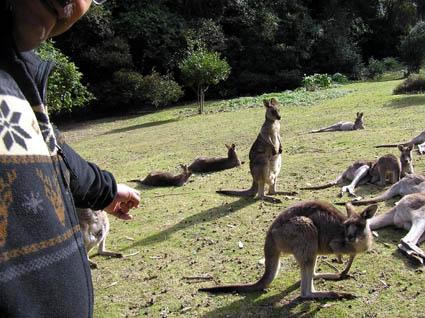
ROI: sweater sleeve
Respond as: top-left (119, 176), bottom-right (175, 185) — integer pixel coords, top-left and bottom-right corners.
top-left (55, 129), bottom-right (117, 210)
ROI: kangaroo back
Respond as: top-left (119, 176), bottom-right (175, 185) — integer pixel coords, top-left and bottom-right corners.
top-left (189, 144), bottom-right (241, 172)
top-left (134, 165), bottom-right (192, 187)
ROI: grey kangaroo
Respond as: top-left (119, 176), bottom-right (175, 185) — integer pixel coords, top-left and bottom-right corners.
top-left (199, 200), bottom-right (377, 300)
top-left (130, 164), bottom-right (192, 187)
top-left (369, 193), bottom-right (425, 265)
top-left (351, 173), bottom-right (425, 206)
top-left (376, 130), bottom-right (425, 154)
top-left (188, 144), bottom-right (242, 173)
top-left (309, 112), bottom-right (364, 133)
top-left (217, 98), bottom-right (284, 203)
top-left (76, 208), bottom-right (123, 269)
top-left (301, 145), bottom-right (414, 197)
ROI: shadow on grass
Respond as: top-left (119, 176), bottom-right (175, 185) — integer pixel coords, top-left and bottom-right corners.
top-left (102, 118), bottom-right (179, 135)
top-left (384, 95), bottom-right (425, 108)
top-left (201, 280), bottom-right (341, 318)
top-left (120, 197), bottom-right (255, 251)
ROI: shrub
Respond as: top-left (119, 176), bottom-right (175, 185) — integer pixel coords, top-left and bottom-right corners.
top-left (331, 73), bottom-right (348, 83)
top-left (36, 41), bottom-right (94, 117)
top-left (140, 71), bottom-right (183, 108)
top-left (400, 21), bottom-right (425, 74)
top-left (394, 74), bottom-right (425, 94)
top-left (382, 57), bottom-right (403, 72)
top-left (302, 73), bottom-right (332, 91)
top-left (365, 58), bottom-right (385, 79)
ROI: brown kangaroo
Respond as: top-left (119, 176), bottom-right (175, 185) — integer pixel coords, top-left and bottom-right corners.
top-left (199, 201), bottom-right (377, 300)
top-left (309, 112), bottom-right (364, 133)
top-left (76, 208), bottom-right (123, 269)
top-left (369, 193), bottom-right (425, 265)
top-left (301, 145), bottom-right (414, 197)
top-left (130, 164), bottom-right (192, 187)
top-left (376, 130), bottom-right (425, 154)
top-left (188, 144), bottom-right (242, 173)
top-left (216, 98), bottom-right (284, 203)
top-left (351, 173), bottom-right (425, 206)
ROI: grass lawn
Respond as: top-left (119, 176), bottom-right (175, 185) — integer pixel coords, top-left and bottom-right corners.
top-left (62, 79), bottom-right (425, 318)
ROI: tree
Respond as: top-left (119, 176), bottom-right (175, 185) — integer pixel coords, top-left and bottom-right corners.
top-left (400, 21), bottom-right (425, 74)
top-left (179, 50), bottom-right (230, 114)
top-left (36, 41), bottom-right (94, 118)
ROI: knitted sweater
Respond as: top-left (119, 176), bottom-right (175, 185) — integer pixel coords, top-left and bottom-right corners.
top-left (0, 48), bottom-right (117, 317)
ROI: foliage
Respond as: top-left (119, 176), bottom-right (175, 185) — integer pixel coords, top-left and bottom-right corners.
top-left (302, 73), bottom-right (332, 91)
top-left (364, 57), bottom-right (386, 80)
top-left (140, 71), bottom-right (183, 108)
top-left (394, 74), bottom-right (425, 94)
top-left (400, 21), bottom-right (425, 74)
top-left (382, 57), bottom-right (404, 71)
top-left (179, 49), bottom-right (230, 113)
top-left (331, 73), bottom-right (349, 83)
top-left (36, 41), bottom-right (94, 117)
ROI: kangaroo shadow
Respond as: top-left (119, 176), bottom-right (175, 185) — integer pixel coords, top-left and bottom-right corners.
top-left (120, 197), bottom-right (255, 251)
top-left (201, 280), bottom-right (339, 318)
top-left (385, 95), bottom-right (425, 109)
top-left (102, 118), bottom-right (179, 135)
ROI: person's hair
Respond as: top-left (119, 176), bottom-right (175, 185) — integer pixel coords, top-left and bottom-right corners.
top-left (0, 0), bottom-right (14, 46)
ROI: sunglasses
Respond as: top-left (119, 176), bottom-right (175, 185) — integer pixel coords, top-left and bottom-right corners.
top-left (47, 0), bottom-right (107, 8)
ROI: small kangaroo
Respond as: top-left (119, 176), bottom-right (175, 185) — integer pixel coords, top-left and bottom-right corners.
top-left (351, 173), bottom-right (425, 206)
top-left (130, 164), bottom-right (192, 187)
top-left (301, 145), bottom-right (414, 197)
top-left (376, 130), bottom-right (425, 153)
top-left (369, 193), bottom-right (425, 265)
top-left (188, 144), bottom-right (242, 173)
top-left (76, 208), bottom-right (123, 269)
top-left (309, 112), bottom-right (364, 133)
top-left (199, 201), bottom-right (377, 300)
top-left (216, 98), bottom-right (283, 203)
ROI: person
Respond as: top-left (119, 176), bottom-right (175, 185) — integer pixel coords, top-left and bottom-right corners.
top-left (0, 0), bottom-right (140, 316)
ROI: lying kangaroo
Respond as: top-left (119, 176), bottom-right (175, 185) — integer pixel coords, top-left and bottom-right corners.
top-left (130, 164), bottom-right (192, 187)
top-left (217, 98), bottom-right (284, 203)
top-left (188, 144), bottom-right (242, 173)
top-left (76, 208), bottom-right (123, 269)
top-left (309, 112), bottom-right (364, 133)
top-left (376, 130), bottom-right (425, 154)
top-left (199, 201), bottom-right (377, 300)
top-left (351, 173), bottom-right (425, 206)
top-left (301, 145), bottom-right (414, 197)
top-left (369, 193), bottom-right (425, 265)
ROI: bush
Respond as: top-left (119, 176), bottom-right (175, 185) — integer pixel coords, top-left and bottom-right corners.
top-left (302, 73), bottom-right (332, 91)
top-left (400, 21), bottom-right (425, 74)
top-left (364, 58), bottom-right (385, 79)
top-left (36, 41), bottom-right (94, 117)
top-left (331, 73), bottom-right (348, 83)
top-left (140, 71), bottom-right (183, 108)
top-left (382, 57), bottom-right (404, 72)
top-left (394, 74), bottom-right (425, 94)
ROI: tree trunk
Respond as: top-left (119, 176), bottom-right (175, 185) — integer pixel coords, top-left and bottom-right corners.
top-left (197, 84), bottom-right (202, 114)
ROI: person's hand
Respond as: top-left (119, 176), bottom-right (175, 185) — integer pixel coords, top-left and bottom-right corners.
top-left (104, 184), bottom-right (140, 220)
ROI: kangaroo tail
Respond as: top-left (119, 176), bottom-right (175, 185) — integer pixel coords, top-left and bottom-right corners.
top-left (199, 234), bottom-right (281, 293)
top-left (216, 181), bottom-right (257, 197)
top-left (351, 194), bottom-right (388, 206)
top-left (375, 144), bottom-right (399, 148)
top-left (300, 181), bottom-right (338, 190)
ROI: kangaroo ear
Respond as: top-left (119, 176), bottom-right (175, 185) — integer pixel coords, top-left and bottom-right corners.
top-left (270, 98), bottom-right (279, 106)
top-left (360, 112), bottom-right (364, 117)
top-left (361, 204), bottom-right (378, 220)
top-left (398, 144), bottom-right (404, 151)
top-left (231, 143), bottom-right (236, 149)
top-left (263, 99), bottom-right (271, 108)
top-left (407, 144), bottom-right (413, 151)
top-left (225, 144), bottom-right (230, 149)
top-left (345, 202), bottom-right (357, 218)
top-left (356, 112), bottom-right (359, 117)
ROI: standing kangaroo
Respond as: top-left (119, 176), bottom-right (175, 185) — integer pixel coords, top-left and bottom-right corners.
top-left (76, 208), bottom-right (123, 269)
top-left (309, 112), bottom-right (364, 133)
top-left (188, 144), bottom-right (242, 173)
top-left (130, 164), bottom-right (192, 187)
top-left (301, 145), bottom-right (414, 197)
top-left (376, 130), bottom-right (425, 154)
top-left (199, 201), bottom-right (377, 300)
top-left (217, 98), bottom-right (283, 203)
top-left (369, 193), bottom-right (425, 265)
top-left (351, 173), bottom-right (425, 206)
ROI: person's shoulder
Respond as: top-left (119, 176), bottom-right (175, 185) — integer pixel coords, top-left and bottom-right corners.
top-left (0, 68), bottom-right (26, 100)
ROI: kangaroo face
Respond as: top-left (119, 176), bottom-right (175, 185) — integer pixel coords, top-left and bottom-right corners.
top-left (225, 143), bottom-right (238, 160)
top-left (263, 98), bottom-right (281, 121)
top-left (398, 144), bottom-right (413, 165)
top-left (354, 112), bottom-right (364, 129)
top-left (344, 203), bottom-right (377, 245)
top-left (180, 164), bottom-right (192, 178)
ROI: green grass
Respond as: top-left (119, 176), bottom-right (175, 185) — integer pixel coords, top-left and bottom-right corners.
top-left (62, 79), bottom-right (425, 318)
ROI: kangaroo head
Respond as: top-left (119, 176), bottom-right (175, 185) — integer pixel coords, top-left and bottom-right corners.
top-left (263, 98), bottom-right (281, 121)
top-left (225, 143), bottom-right (239, 160)
top-left (354, 112), bottom-right (364, 129)
top-left (344, 203), bottom-right (377, 245)
top-left (398, 144), bottom-right (413, 165)
top-left (179, 164), bottom-right (192, 178)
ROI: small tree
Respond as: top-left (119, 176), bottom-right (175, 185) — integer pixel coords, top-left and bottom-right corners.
top-left (179, 50), bottom-right (230, 114)
top-left (400, 21), bottom-right (425, 75)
